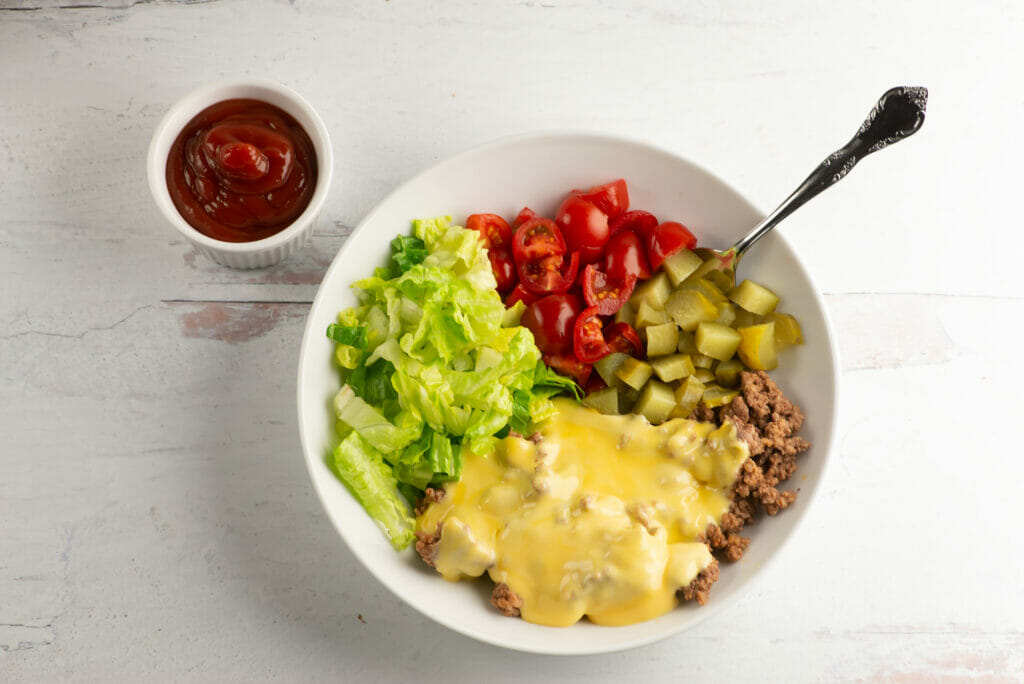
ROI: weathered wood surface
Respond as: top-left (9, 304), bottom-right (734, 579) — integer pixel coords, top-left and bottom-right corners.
top-left (3, 1), bottom-right (1024, 681)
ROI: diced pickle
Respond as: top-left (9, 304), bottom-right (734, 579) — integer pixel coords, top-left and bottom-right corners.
top-left (634, 380), bottom-right (676, 424)
top-left (583, 386), bottom-right (620, 415)
top-left (620, 386), bottom-right (639, 414)
top-left (729, 279), bottom-right (780, 316)
top-left (680, 278), bottom-right (728, 304)
top-left (665, 289), bottom-right (718, 331)
top-left (691, 353), bottom-right (716, 369)
top-left (662, 248), bottom-right (703, 286)
top-left (695, 321), bottom-right (742, 361)
top-left (615, 357), bottom-right (654, 391)
top-left (611, 249), bottom-right (803, 395)
top-left (737, 322), bottom-right (778, 370)
top-left (715, 301), bottom-right (737, 327)
top-left (703, 268), bottom-right (736, 293)
top-left (677, 330), bottom-right (698, 355)
top-left (732, 308), bottom-right (757, 328)
top-left (692, 367), bottom-right (716, 384)
top-left (714, 359), bottom-right (744, 388)
top-left (594, 352), bottom-right (631, 386)
top-left (702, 385), bottom-right (739, 408)
top-left (643, 323), bottom-right (680, 357)
top-left (629, 272), bottom-right (671, 310)
top-left (614, 300), bottom-right (636, 328)
top-left (635, 299), bottom-right (668, 328)
top-left (672, 376), bottom-right (706, 418)
top-left (766, 312), bottom-right (804, 350)
top-left (686, 251), bottom-right (724, 282)
top-left (649, 354), bottom-right (695, 382)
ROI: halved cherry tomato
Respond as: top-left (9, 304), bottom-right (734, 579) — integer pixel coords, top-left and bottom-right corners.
top-left (584, 373), bottom-right (608, 394)
top-left (604, 321), bottom-right (643, 357)
top-left (645, 221), bottom-right (698, 271)
top-left (504, 283), bottom-right (538, 308)
top-left (581, 263), bottom-right (637, 316)
top-left (487, 247), bottom-right (517, 294)
top-left (511, 206), bottom-right (537, 229)
top-left (573, 306), bottom-right (610, 363)
top-left (513, 217), bottom-right (566, 262)
top-left (521, 293), bottom-right (583, 355)
top-left (574, 179), bottom-right (629, 219)
top-left (609, 209), bottom-right (658, 238)
top-left (543, 352), bottom-right (592, 387)
top-left (603, 229), bottom-right (651, 282)
top-left (555, 196), bottom-right (610, 265)
top-left (466, 213), bottom-right (513, 250)
top-left (517, 251), bottom-right (579, 295)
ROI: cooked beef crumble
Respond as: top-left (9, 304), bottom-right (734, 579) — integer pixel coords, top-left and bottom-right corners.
top-left (415, 369), bottom-right (811, 619)
top-left (413, 486), bottom-right (446, 516)
top-left (491, 583), bottom-right (523, 617)
top-left (414, 523), bottom-right (441, 568)
top-left (695, 370), bottom-right (811, 564)
top-left (680, 558), bottom-right (720, 605)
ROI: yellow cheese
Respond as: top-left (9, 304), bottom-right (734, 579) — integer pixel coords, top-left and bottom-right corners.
top-left (416, 398), bottom-right (749, 627)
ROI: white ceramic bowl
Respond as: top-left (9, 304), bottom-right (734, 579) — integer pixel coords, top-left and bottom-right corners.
top-left (297, 132), bottom-right (839, 655)
top-left (147, 78), bottom-right (333, 269)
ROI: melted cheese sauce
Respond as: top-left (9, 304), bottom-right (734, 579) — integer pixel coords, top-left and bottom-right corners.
top-left (416, 398), bottom-right (749, 627)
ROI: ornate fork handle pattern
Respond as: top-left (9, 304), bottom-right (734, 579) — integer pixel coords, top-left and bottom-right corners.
top-left (731, 86), bottom-right (928, 259)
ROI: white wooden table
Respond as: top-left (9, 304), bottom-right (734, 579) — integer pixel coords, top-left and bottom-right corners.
top-left (3, 1), bottom-right (1022, 681)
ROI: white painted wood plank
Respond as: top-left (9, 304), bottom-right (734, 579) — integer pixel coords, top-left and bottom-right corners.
top-left (3, 0), bottom-right (1024, 680)
top-left (2, 2), bottom-right (1021, 298)
top-left (4, 294), bottom-right (1022, 680)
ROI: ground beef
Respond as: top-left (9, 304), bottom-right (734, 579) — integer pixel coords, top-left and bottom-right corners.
top-left (694, 370), bottom-right (811, 563)
top-left (414, 524), bottom-right (441, 568)
top-left (702, 523), bottom-right (750, 563)
top-left (679, 558), bottom-right (720, 605)
top-left (491, 583), bottom-right (523, 617)
top-left (413, 486), bottom-right (446, 516)
top-left (415, 369), bottom-right (809, 618)
top-left (689, 404), bottom-right (716, 423)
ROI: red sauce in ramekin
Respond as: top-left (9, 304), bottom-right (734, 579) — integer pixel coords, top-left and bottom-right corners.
top-left (166, 98), bottom-right (317, 242)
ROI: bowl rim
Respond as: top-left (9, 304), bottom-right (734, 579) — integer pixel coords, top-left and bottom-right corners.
top-left (146, 77), bottom-right (334, 253)
top-left (296, 129), bottom-right (841, 654)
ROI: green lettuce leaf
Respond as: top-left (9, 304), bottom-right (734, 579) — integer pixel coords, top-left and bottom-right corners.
top-left (327, 217), bottom-right (582, 550)
top-left (333, 385), bottom-right (417, 453)
top-left (332, 432), bottom-right (416, 550)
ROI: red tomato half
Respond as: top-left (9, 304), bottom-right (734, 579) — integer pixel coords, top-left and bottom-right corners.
top-left (573, 306), bottom-right (610, 363)
top-left (513, 217), bottom-right (566, 262)
top-left (487, 247), bottom-right (517, 294)
top-left (608, 209), bottom-right (658, 238)
top-left (603, 229), bottom-right (651, 282)
top-left (466, 213), bottom-right (513, 250)
top-left (511, 206), bottom-right (536, 230)
top-left (604, 322), bottom-right (643, 357)
top-left (574, 179), bottom-right (630, 219)
top-left (584, 373), bottom-right (608, 394)
top-left (543, 352), bottom-right (592, 387)
top-left (554, 196), bottom-right (610, 265)
top-left (468, 214), bottom-right (516, 292)
top-left (581, 263), bottom-right (637, 316)
top-left (504, 283), bottom-right (538, 308)
top-left (517, 251), bottom-right (580, 295)
top-left (645, 221), bottom-right (698, 271)
top-left (521, 293), bottom-right (583, 356)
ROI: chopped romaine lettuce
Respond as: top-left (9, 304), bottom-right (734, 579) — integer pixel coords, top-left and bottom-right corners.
top-left (328, 217), bottom-right (581, 550)
top-left (332, 432), bottom-right (416, 550)
top-left (326, 324), bottom-right (368, 369)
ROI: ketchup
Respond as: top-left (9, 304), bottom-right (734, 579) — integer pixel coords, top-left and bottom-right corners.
top-left (166, 99), bottom-right (317, 242)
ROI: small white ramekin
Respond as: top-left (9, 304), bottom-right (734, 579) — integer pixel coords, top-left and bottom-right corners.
top-left (147, 78), bottom-right (333, 269)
